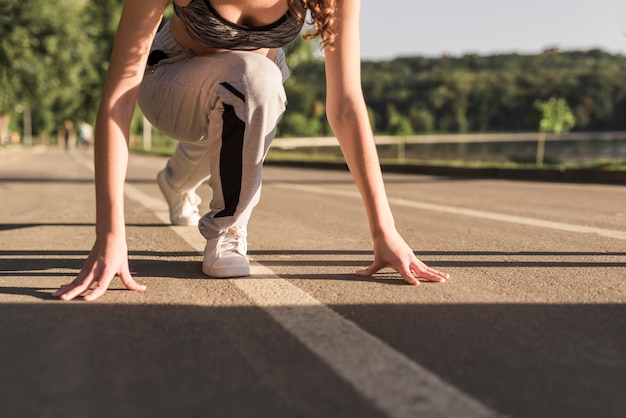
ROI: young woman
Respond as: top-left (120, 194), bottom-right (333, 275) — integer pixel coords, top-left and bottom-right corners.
top-left (53, 0), bottom-right (449, 301)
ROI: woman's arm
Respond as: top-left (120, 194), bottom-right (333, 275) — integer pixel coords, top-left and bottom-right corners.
top-left (53, 0), bottom-right (169, 301)
top-left (324, 0), bottom-right (448, 284)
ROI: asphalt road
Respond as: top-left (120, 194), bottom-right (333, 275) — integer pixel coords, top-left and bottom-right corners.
top-left (1, 146), bottom-right (624, 418)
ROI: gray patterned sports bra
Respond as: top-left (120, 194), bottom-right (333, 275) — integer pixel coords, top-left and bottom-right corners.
top-left (173, 0), bottom-right (305, 51)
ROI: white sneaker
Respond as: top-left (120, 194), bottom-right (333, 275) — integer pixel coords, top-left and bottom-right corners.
top-left (157, 169), bottom-right (202, 226)
top-left (202, 226), bottom-right (250, 278)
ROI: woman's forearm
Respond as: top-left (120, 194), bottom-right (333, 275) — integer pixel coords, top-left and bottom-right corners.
top-left (89, 1), bottom-right (167, 237)
top-left (321, 0), bottom-right (396, 239)
top-left (329, 98), bottom-right (396, 239)
top-left (93, 98), bottom-right (134, 238)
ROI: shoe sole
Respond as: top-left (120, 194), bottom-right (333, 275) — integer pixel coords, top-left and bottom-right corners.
top-left (170, 216), bottom-right (200, 227)
top-left (202, 265), bottom-right (250, 278)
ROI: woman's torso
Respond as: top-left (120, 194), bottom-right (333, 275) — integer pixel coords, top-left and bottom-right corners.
top-left (170, 0), bottom-right (303, 58)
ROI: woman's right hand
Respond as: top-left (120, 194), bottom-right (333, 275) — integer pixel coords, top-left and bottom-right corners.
top-left (52, 234), bottom-right (146, 301)
top-left (51, 1), bottom-right (168, 302)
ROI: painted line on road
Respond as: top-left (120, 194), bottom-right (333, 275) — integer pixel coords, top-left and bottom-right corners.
top-left (272, 183), bottom-right (626, 241)
top-left (70, 151), bottom-right (499, 417)
top-left (231, 272), bottom-right (498, 418)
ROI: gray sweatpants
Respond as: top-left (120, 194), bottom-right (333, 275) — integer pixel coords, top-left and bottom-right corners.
top-left (137, 21), bottom-right (289, 239)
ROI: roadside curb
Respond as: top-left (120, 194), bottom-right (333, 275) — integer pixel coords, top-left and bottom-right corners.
top-left (6, 147), bottom-right (621, 185)
top-left (264, 160), bottom-right (626, 186)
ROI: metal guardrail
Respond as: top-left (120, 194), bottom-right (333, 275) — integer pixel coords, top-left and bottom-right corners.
top-left (272, 131), bottom-right (626, 149)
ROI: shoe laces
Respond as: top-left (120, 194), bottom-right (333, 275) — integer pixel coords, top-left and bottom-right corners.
top-left (219, 226), bottom-right (247, 256)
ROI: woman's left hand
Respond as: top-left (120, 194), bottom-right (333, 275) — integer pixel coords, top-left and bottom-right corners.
top-left (356, 230), bottom-right (449, 285)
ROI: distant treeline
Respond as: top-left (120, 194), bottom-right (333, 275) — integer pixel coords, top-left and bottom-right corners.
top-left (2, 0), bottom-right (624, 139)
top-left (280, 48), bottom-right (626, 137)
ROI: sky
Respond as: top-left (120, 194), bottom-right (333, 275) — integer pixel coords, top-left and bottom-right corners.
top-left (358, 0), bottom-right (626, 60)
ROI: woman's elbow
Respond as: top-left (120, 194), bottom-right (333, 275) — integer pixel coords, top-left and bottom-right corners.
top-left (327, 97), bottom-right (368, 132)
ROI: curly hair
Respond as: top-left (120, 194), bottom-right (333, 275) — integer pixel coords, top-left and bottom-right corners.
top-left (288, 0), bottom-right (337, 49)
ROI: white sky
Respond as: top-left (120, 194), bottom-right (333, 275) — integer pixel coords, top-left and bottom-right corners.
top-left (358, 0), bottom-right (626, 59)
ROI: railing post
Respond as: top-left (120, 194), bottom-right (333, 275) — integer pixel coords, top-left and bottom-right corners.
top-left (143, 115), bottom-right (152, 151)
top-left (536, 132), bottom-right (546, 166)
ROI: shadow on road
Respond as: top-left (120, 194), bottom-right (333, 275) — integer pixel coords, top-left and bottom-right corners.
top-left (0, 223), bottom-right (171, 232)
top-left (2, 250), bottom-right (623, 283)
top-left (0, 301), bottom-right (623, 418)
top-left (248, 249), bottom-right (625, 268)
top-left (0, 177), bottom-right (159, 185)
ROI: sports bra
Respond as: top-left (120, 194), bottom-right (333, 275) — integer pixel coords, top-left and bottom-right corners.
top-left (173, 0), bottom-right (305, 51)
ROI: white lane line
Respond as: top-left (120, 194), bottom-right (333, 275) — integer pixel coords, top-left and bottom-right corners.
top-left (71, 151), bottom-right (498, 417)
top-left (232, 272), bottom-right (498, 418)
top-left (273, 183), bottom-right (626, 241)
top-left (124, 175), bottom-right (499, 417)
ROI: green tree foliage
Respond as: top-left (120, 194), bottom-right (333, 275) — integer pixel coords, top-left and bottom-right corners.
top-left (2, 2), bottom-right (625, 141)
top-left (79, 0), bottom-right (170, 87)
top-left (79, 0), bottom-right (124, 121)
top-left (387, 105), bottom-right (413, 136)
top-left (533, 97), bottom-right (576, 134)
top-left (282, 49), bottom-right (626, 136)
top-left (363, 50), bottom-right (626, 135)
top-left (279, 33), bottom-right (328, 137)
top-left (0, 0), bottom-right (100, 133)
top-left (531, 97), bottom-right (576, 166)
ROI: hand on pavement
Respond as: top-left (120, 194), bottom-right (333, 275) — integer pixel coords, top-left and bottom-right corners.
top-left (52, 235), bottom-right (146, 301)
top-left (356, 229), bottom-right (449, 285)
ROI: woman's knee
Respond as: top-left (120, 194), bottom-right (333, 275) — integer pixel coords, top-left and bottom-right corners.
top-left (224, 52), bottom-right (286, 104)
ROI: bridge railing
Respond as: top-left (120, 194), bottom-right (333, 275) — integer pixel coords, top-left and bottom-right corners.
top-left (271, 132), bottom-right (626, 164)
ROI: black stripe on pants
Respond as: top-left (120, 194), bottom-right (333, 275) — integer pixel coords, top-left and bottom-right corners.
top-left (215, 103), bottom-right (245, 218)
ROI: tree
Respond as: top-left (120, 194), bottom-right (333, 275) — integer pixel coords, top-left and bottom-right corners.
top-left (387, 105), bottom-right (413, 136)
top-left (283, 31), bottom-right (321, 72)
top-left (278, 111), bottom-right (323, 137)
top-left (0, 0), bottom-right (100, 137)
top-left (79, 0), bottom-right (125, 123)
top-left (407, 107), bottom-right (434, 133)
top-left (532, 97), bottom-right (576, 166)
top-left (281, 32), bottom-right (326, 137)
